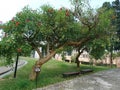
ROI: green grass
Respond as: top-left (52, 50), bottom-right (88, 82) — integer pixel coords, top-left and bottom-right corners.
top-left (0, 57), bottom-right (6, 66)
top-left (0, 57), bottom-right (111, 90)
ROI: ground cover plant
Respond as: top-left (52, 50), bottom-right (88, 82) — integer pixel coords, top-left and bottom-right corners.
top-left (0, 57), bottom-right (111, 90)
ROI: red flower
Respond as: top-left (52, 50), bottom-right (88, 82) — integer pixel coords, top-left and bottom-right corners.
top-left (26, 19), bottom-right (30, 22)
top-left (65, 9), bottom-right (70, 16)
top-left (66, 12), bottom-right (69, 16)
top-left (59, 8), bottom-right (62, 11)
top-left (17, 48), bottom-right (22, 53)
top-left (12, 18), bottom-right (14, 22)
top-left (18, 12), bottom-right (22, 16)
top-left (16, 22), bottom-right (20, 26)
top-left (48, 9), bottom-right (53, 13)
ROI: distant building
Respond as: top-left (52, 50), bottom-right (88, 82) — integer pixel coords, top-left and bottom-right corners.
top-left (54, 50), bottom-right (90, 62)
top-left (0, 21), bottom-right (3, 41)
top-left (0, 30), bottom-right (5, 41)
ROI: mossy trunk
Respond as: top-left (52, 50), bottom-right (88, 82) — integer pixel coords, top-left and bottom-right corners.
top-left (29, 65), bottom-right (38, 80)
top-left (29, 51), bottom-right (56, 80)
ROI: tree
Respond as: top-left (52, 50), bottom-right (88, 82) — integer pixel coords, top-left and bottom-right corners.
top-left (69, 0), bottom-right (98, 67)
top-left (89, 39), bottom-right (106, 60)
top-left (90, 2), bottom-right (116, 67)
top-left (92, 1), bottom-right (120, 68)
top-left (112, 0), bottom-right (120, 51)
top-left (1, 6), bottom-right (79, 80)
top-left (1, 1), bottom-right (114, 80)
top-left (70, 0), bottom-right (114, 67)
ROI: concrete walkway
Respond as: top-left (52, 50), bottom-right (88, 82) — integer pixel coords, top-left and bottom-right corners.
top-left (0, 60), bottom-right (27, 78)
top-left (36, 68), bottom-right (120, 90)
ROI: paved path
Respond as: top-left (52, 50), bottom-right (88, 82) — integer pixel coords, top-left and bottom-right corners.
top-left (0, 60), bottom-right (27, 78)
top-left (36, 68), bottom-right (120, 90)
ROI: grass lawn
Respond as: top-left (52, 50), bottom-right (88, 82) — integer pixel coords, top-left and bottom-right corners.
top-left (0, 57), bottom-right (7, 66)
top-left (0, 57), bottom-right (111, 90)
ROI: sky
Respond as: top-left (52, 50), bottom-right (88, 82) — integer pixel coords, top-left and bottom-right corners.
top-left (0, 0), bottom-right (115, 23)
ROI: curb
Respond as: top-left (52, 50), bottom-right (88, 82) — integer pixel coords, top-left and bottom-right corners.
top-left (0, 60), bottom-right (27, 78)
top-left (0, 68), bottom-right (12, 75)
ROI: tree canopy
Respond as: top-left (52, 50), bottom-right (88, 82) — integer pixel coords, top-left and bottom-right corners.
top-left (0, 1), bottom-right (115, 80)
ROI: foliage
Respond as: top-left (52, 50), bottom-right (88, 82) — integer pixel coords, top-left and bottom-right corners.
top-left (89, 39), bottom-right (106, 60)
top-left (0, 36), bottom-right (15, 64)
top-left (88, 7), bottom-right (114, 60)
top-left (1, 5), bottom-right (81, 80)
top-left (112, 0), bottom-right (120, 50)
top-left (40, 5), bottom-right (79, 48)
top-left (0, 1), bottom-right (116, 80)
top-left (0, 5), bottom-right (78, 62)
top-left (69, 0), bottom-right (115, 62)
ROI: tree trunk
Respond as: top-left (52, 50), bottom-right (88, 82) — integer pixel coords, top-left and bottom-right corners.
top-left (75, 53), bottom-right (80, 67)
top-left (110, 44), bottom-right (113, 68)
top-left (110, 52), bottom-right (113, 68)
top-left (47, 42), bottom-right (50, 55)
top-left (29, 65), bottom-right (38, 80)
top-left (29, 51), bottom-right (56, 80)
top-left (75, 47), bottom-right (85, 68)
top-left (29, 43), bottom-right (65, 80)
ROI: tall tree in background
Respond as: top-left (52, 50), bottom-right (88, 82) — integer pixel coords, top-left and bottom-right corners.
top-left (112, 0), bottom-right (120, 51)
top-left (71, 0), bottom-right (99, 67)
top-left (71, 0), bottom-right (114, 67)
